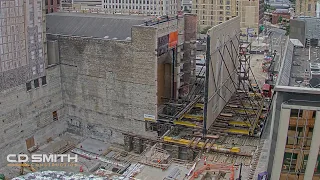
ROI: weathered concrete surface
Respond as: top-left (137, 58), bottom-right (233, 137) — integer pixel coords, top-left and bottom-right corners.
top-left (48, 28), bottom-right (158, 144)
top-left (0, 65), bottom-right (66, 167)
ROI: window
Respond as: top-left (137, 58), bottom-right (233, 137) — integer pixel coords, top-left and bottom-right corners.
top-left (53, 111), bottom-right (58, 121)
top-left (308, 4), bottom-right (311, 11)
top-left (34, 79), bottom-right (39, 88)
top-left (226, 6), bottom-right (230, 10)
top-left (41, 76), bottom-right (47, 85)
top-left (290, 109), bottom-right (303, 117)
top-left (26, 82), bottom-right (32, 91)
top-left (219, 11), bottom-right (223, 14)
top-left (220, 6), bottom-right (223, 9)
top-left (226, 17), bottom-right (229, 20)
top-left (50, 0), bottom-right (53, 5)
top-left (226, 0), bottom-right (230, 4)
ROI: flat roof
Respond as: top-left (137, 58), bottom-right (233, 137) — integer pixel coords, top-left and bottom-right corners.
top-left (46, 12), bottom-right (153, 40)
top-left (275, 39), bottom-right (320, 93)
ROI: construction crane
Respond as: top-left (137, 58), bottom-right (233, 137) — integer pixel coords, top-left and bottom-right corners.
top-left (189, 163), bottom-right (235, 180)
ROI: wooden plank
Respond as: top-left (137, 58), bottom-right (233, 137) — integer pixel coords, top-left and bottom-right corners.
top-left (26, 136), bottom-right (35, 149)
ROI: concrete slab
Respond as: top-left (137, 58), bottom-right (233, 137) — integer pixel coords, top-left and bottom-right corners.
top-left (77, 138), bottom-right (110, 155)
top-left (135, 163), bottom-right (189, 180)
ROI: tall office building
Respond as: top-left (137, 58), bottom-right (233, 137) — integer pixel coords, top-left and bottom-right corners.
top-left (192, 0), bottom-right (263, 34)
top-left (0, 0), bottom-right (46, 87)
top-left (295, 0), bottom-right (317, 17)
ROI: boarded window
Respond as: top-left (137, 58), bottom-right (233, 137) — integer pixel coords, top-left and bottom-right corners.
top-left (41, 76), bottom-right (47, 85)
top-left (26, 82), bottom-right (32, 91)
top-left (34, 79), bottom-right (39, 88)
top-left (53, 111), bottom-right (58, 121)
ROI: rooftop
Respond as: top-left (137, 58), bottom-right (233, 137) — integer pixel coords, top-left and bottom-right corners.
top-left (46, 12), bottom-right (153, 40)
top-left (276, 38), bottom-right (320, 94)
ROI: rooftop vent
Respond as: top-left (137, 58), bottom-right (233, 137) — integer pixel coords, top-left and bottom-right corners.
top-left (125, 37), bottom-right (132, 41)
top-left (112, 37), bottom-right (118, 40)
top-left (104, 36), bottom-right (109, 39)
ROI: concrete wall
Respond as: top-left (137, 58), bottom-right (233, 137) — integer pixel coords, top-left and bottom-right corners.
top-left (48, 27), bottom-right (158, 144)
top-left (0, 65), bottom-right (66, 167)
top-left (290, 19), bottom-right (306, 45)
top-left (205, 17), bottom-right (240, 130)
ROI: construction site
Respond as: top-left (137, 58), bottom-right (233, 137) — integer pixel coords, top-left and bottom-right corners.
top-left (0, 14), bottom-right (272, 180)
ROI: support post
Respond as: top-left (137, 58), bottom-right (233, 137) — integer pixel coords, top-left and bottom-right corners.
top-left (203, 35), bottom-right (211, 136)
top-left (172, 48), bottom-right (176, 100)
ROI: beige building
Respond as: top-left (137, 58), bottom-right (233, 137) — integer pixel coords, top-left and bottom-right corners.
top-left (192, 0), bottom-right (263, 34)
top-left (295, 0), bottom-right (317, 17)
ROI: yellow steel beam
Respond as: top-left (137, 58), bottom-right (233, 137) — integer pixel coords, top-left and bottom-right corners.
top-left (184, 114), bottom-right (203, 121)
top-left (173, 120), bottom-right (198, 127)
top-left (248, 92), bottom-right (262, 97)
top-left (250, 103), bottom-right (264, 135)
top-left (229, 121), bottom-right (251, 127)
top-left (225, 128), bottom-right (250, 135)
top-left (163, 136), bottom-right (241, 152)
top-left (195, 103), bottom-right (204, 109)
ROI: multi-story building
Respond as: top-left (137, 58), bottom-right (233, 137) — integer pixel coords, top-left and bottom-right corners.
top-left (45, 0), bottom-right (61, 13)
top-left (192, 0), bottom-right (263, 34)
top-left (290, 17), bottom-right (320, 46)
top-left (0, 12), bottom-right (197, 167)
top-left (101, 0), bottom-right (180, 15)
top-left (268, 38), bottom-right (320, 179)
top-left (0, 0), bottom-right (53, 167)
top-left (295, 0), bottom-right (317, 17)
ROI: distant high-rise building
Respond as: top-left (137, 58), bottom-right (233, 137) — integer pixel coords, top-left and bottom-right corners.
top-left (295, 0), bottom-right (317, 17)
top-left (101, 0), bottom-right (180, 15)
top-left (45, 0), bottom-right (61, 13)
top-left (61, 0), bottom-right (180, 15)
top-left (192, 0), bottom-right (263, 34)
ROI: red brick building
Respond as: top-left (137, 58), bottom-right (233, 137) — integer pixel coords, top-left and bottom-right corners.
top-left (45, 0), bottom-right (61, 13)
top-left (271, 9), bottom-right (291, 24)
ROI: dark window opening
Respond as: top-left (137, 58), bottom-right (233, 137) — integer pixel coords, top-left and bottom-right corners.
top-left (50, 0), bottom-right (53, 5)
top-left (290, 109), bottom-right (303, 117)
top-left (34, 79), bottom-right (39, 88)
top-left (41, 76), bottom-right (47, 85)
top-left (26, 82), bottom-right (32, 91)
top-left (53, 111), bottom-right (58, 121)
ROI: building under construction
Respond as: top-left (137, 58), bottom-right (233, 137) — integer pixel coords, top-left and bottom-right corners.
top-left (0, 12), bottom-right (270, 180)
